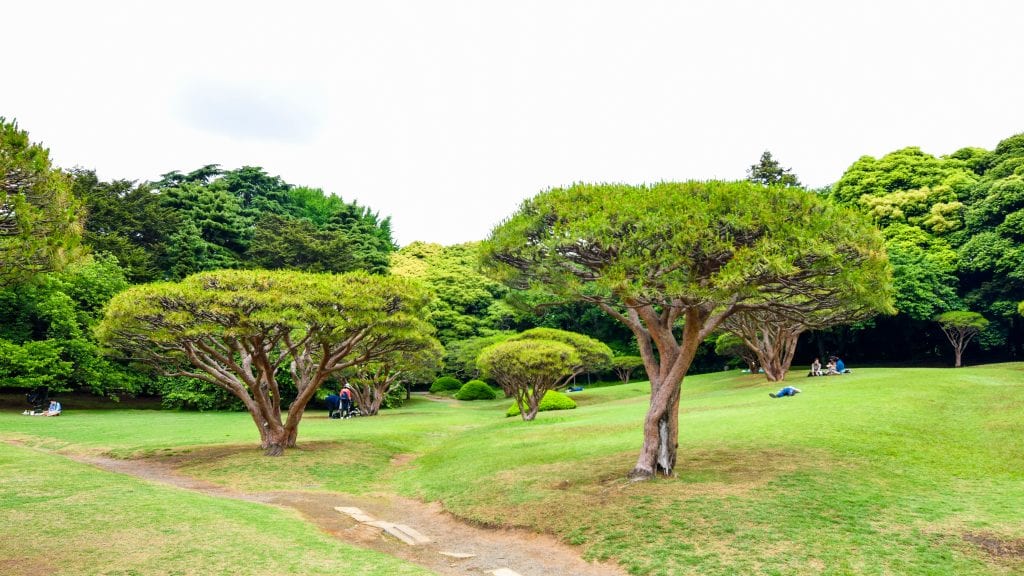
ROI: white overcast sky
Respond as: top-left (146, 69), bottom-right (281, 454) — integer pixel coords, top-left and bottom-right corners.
top-left (4, 1), bottom-right (1023, 246)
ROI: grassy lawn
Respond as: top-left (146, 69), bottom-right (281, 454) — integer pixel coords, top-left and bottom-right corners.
top-left (2, 364), bottom-right (1022, 575)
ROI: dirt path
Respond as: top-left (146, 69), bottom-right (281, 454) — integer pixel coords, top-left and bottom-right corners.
top-left (72, 453), bottom-right (626, 576)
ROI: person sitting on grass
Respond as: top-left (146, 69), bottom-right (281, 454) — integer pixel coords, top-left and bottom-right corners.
top-left (769, 386), bottom-right (801, 398)
top-left (826, 358), bottom-right (839, 375)
top-left (41, 400), bottom-right (61, 416)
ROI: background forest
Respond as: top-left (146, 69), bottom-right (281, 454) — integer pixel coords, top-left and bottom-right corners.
top-left (2, 117), bottom-right (1022, 407)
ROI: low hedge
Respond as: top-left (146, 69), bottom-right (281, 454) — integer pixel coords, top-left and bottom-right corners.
top-left (506, 390), bottom-right (576, 417)
top-left (429, 376), bottom-right (463, 394)
top-left (454, 380), bottom-right (497, 401)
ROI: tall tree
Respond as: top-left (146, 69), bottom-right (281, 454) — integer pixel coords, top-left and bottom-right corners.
top-left (0, 118), bottom-right (83, 287)
top-left (72, 169), bottom-right (179, 283)
top-left (483, 181), bottom-right (892, 479)
top-left (97, 270), bottom-right (433, 455)
top-left (747, 151), bottom-right (801, 187)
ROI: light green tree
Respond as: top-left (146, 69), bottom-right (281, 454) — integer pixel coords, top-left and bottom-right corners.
top-left (478, 328), bottom-right (611, 421)
top-left (98, 269), bottom-right (433, 455)
top-left (714, 333), bottom-right (759, 373)
top-left (483, 181), bottom-right (892, 479)
top-left (935, 311), bottom-right (989, 367)
top-left (0, 118), bottom-right (82, 287)
top-left (611, 355), bottom-right (646, 384)
top-left (391, 241), bottom-right (520, 344)
top-left (344, 337), bottom-right (443, 414)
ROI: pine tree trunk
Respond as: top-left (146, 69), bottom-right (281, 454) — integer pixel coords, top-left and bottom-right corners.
top-left (628, 312), bottom-right (704, 480)
top-left (264, 426), bottom-right (288, 456)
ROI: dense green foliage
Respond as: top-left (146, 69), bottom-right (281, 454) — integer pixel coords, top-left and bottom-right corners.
top-left (827, 134), bottom-right (1024, 363)
top-left (429, 375), bottom-right (463, 393)
top-left (454, 379), bottom-right (497, 401)
top-left (0, 255), bottom-right (138, 395)
top-left (505, 389), bottom-right (576, 416)
top-left (0, 118), bottom-right (82, 287)
top-left (391, 242), bottom-right (522, 344)
top-left (441, 333), bottom-right (513, 380)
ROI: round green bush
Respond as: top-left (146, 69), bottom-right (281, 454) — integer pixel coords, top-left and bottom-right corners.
top-left (454, 379), bottom-right (497, 401)
top-left (506, 390), bottom-right (576, 417)
top-left (429, 375), bottom-right (463, 394)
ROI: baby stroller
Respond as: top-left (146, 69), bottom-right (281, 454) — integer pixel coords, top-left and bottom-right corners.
top-left (24, 386), bottom-right (49, 415)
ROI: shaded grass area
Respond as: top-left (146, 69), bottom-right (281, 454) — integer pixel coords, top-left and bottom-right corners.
top-left (2, 365), bottom-right (1022, 575)
top-left (0, 443), bottom-right (431, 576)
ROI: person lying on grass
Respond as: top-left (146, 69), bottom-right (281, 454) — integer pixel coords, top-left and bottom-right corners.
top-left (769, 387), bottom-right (801, 398)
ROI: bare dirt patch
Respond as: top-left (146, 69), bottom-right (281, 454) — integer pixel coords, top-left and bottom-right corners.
top-left (963, 532), bottom-right (1024, 558)
top-left (71, 453), bottom-right (626, 576)
top-left (0, 556), bottom-right (56, 576)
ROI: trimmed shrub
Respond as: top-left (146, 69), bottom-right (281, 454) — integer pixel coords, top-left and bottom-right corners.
top-left (506, 390), bottom-right (576, 417)
top-left (429, 375), bottom-right (463, 394)
top-left (454, 379), bottom-right (497, 401)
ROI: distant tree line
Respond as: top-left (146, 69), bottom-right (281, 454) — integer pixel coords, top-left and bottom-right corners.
top-left (2, 115), bottom-right (1022, 412)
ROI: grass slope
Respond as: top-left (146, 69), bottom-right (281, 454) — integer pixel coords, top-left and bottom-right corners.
top-left (1, 364), bottom-right (1022, 575)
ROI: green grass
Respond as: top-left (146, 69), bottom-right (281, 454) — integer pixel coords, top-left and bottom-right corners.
top-left (0, 442), bottom-right (431, 575)
top-left (2, 365), bottom-right (1023, 575)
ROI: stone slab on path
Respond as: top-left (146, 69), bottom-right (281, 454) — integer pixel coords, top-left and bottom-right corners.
top-left (366, 520), bottom-right (431, 545)
top-left (490, 569), bottom-right (524, 576)
top-left (439, 551), bottom-right (476, 559)
top-left (334, 506), bottom-right (377, 523)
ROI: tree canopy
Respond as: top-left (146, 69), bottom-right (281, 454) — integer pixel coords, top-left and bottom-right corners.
top-left (478, 327), bottom-right (609, 421)
top-left (97, 269), bottom-right (434, 455)
top-left (935, 310), bottom-right (989, 367)
top-left (484, 180), bottom-right (892, 478)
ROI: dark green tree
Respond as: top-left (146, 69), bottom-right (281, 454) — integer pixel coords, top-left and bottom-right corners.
top-left (0, 118), bottom-right (83, 287)
top-left (747, 151), bottom-right (801, 187)
top-left (73, 169), bottom-right (179, 283)
top-left (247, 213), bottom-right (357, 273)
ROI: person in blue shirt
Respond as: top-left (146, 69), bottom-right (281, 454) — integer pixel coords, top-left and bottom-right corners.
top-left (769, 386), bottom-right (801, 398)
top-left (43, 400), bottom-right (61, 416)
top-left (835, 357), bottom-right (846, 373)
top-left (325, 392), bottom-right (341, 418)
